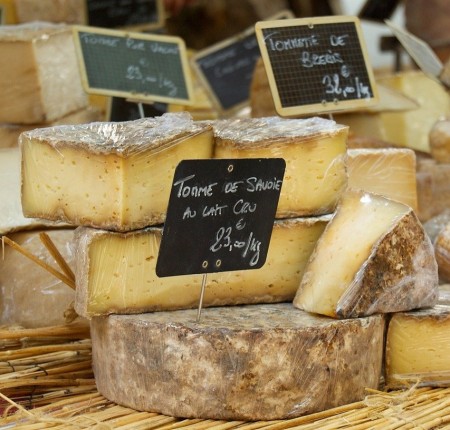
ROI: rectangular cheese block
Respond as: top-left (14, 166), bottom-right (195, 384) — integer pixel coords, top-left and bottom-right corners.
top-left (347, 148), bottom-right (418, 211)
top-left (0, 147), bottom-right (65, 234)
top-left (213, 116), bottom-right (348, 217)
top-left (293, 190), bottom-right (438, 318)
top-left (0, 22), bottom-right (88, 124)
top-left (0, 106), bottom-right (102, 148)
top-left (0, 229), bottom-right (76, 328)
top-left (386, 286), bottom-right (450, 388)
top-left (336, 71), bottom-right (450, 153)
top-left (74, 216), bottom-right (329, 317)
top-left (21, 113), bottom-right (214, 231)
top-left (13, 0), bottom-right (85, 24)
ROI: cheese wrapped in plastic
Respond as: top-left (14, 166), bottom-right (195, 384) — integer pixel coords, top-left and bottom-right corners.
top-left (20, 113), bottom-right (214, 231)
top-left (91, 304), bottom-right (385, 420)
top-left (0, 229), bottom-right (76, 328)
top-left (212, 116), bottom-right (348, 218)
top-left (294, 190), bottom-right (439, 319)
top-left (386, 285), bottom-right (450, 388)
top-left (0, 22), bottom-right (88, 124)
top-left (347, 148), bottom-right (418, 211)
top-left (74, 216), bottom-right (329, 317)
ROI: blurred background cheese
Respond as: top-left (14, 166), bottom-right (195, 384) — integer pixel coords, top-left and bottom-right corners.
top-left (347, 148), bottom-right (418, 211)
top-left (213, 116), bottom-right (348, 218)
top-left (294, 190), bottom-right (438, 319)
top-left (90, 304), bottom-right (385, 420)
top-left (386, 285), bottom-right (450, 388)
top-left (0, 229), bottom-right (76, 328)
top-left (74, 216), bottom-right (329, 317)
top-left (20, 113), bottom-right (214, 231)
top-left (13, 0), bottom-right (85, 24)
top-left (429, 118), bottom-right (450, 164)
top-left (0, 22), bottom-right (88, 124)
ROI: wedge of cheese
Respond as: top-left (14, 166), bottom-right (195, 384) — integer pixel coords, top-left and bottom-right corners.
top-left (0, 229), bottom-right (76, 328)
top-left (386, 286), bottom-right (450, 388)
top-left (74, 216), bottom-right (329, 317)
top-left (91, 304), bottom-right (385, 420)
top-left (347, 148), bottom-right (418, 211)
top-left (0, 22), bottom-right (88, 124)
top-left (293, 190), bottom-right (439, 318)
top-left (0, 106), bottom-right (102, 149)
top-left (429, 118), bottom-right (450, 164)
top-left (0, 147), bottom-right (65, 234)
top-left (213, 116), bottom-right (348, 217)
top-left (21, 113), bottom-right (214, 231)
top-left (13, 0), bottom-right (85, 24)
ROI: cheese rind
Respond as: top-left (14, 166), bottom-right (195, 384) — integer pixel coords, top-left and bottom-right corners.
top-left (294, 190), bottom-right (439, 318)
top-left (14, 0), bottom-right (85, 24)
top-left (0, 229), bottom-right (76, 328)
top-left (347, 148), bottom-right (418, 210)
top-left (429, 119), bottom-right (450, 164)
top-left (0, 22), bottom-right (87, 124)
top-left (21, 113), bottom-right (214, 231)
top-left (213, 117), bottom-right (348, 217)
top-left (434, 223), bottom-right (450, 282)
top-left (75, 216), bottom-right (329, 317)
top-left (91, 304), bottom-right (385, 420)
top-left (386, 286), bottom-right (450, 388)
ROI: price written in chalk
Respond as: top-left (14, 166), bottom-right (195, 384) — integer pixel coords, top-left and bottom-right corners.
top-left (156, 159), bottom-right (285, 277)
top-left (255, 16), bottom-right (378, 116)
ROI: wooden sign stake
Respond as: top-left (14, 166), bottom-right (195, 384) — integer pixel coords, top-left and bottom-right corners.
top-left (138, 102), bottom-right (145, 119)
top-left (196, 273), bottom-right (208, 323)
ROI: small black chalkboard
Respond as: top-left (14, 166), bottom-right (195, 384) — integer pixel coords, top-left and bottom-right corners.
top-left (73, 26), bottom-right (193, 105)
top-left (108, 97), bottom-right (167, 121)
top-left (255, 16), bottom-right (379, 116)
top-left (86, 0), bottom-right (164, 29)
top-left (156, 158), bottom-right (285, 277)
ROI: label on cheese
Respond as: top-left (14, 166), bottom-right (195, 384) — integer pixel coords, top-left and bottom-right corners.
top-left (156, 158), bottom-right (285, 276)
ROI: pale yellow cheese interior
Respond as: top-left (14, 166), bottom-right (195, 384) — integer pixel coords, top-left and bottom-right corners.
top-left (78, 217), bottom-right (328, 316)
top-left (295, 192), bottom-right (408, 317)
top-left (347, 148), bottom-right (418, 211)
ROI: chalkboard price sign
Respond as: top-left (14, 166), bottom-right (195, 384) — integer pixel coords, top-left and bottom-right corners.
top-left (73, 26), bottom-right (193, 105)
top-left (108, 97), bottom-right (167, 121)
top-left (86, 0), bottom-right (163, 29)
top-left (255, 16), bottom-right (378, 116)
top-left (156, 158), bottom-right (285, 277)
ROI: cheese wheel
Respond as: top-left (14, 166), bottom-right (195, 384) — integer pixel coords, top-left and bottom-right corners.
top-left (91, 304), bottom-right (385, 420)
top-left (434, 222), bottom-right (450, 281)
top-left (21, 113), bottom-right (214, 231)
top-left (294, 190), bottom-right (438, 318)
top-left (429, 118), bottom-right (450, 164)
top-left (213, 116), bottom-right (348, 217)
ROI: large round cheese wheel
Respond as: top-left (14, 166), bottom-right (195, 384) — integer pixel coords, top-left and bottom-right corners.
top-left (91, 303), bottom-right (384, 421)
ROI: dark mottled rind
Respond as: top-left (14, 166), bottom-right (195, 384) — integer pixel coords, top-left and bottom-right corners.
top-left (434, 224), bottom-right (450, 282)
top-left (90, 304), bottom-right (385, 421)
top-left (337, 211), bottom-right (439, 318)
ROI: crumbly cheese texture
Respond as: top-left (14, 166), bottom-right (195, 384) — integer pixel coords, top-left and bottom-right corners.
top-left (429, 119), bottom-right (450, 164)
top-left (0, 229), bottom-right (76, 328)
top-left (0, 106), bottom-right (102, 149)
top-left (74, 216), bottom-right (329, 317)
top-left (347, 148), bottom-right (418, 211)
top-left (386, 286), bottom-right (450, 388)
top-left (294, 190), bottom-right (439, 318)
top-left (0, 147), bottom-right (65, 234)
top-left (213, 116), bottom-right (348, 217)
top-left (336, 71), bottom-right (450, 153)
top-left (21, 113), bottom-right (214, 231)
top-left (0, 22), bottom-right (87, 124)
top-left (90, 304), bottom-right (385, 421)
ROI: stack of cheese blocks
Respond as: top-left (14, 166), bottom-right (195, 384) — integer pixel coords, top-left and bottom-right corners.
top-left (18, 111), bottom-right (443, 421)
top-left (0, 22), bottom-right (105, 328)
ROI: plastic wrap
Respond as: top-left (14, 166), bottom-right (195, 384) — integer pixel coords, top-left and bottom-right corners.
top-left (347, 148), bottom-right (418, 211)
top-left (429, 118), bottom-right (450, 164)
top-left (20, 112), bottom-right (214, 231)
top-left (386, 285), bottom-right (450, 388)
top-left (416, 157), bottom-right (450, 221)
top-left (0, 22), bottom-right (87, 124)
top-left (14, 0), bottom-right (85, 24)
top-left (0, 229), bottom-right (76, 328)
top-left (0, 147), bottom-right (65, 234)
top-left (74, 215), bottom-right (331, 318)
top-left (211, 116), bottom-right (348, 218)
top-left (90, 304), bottom-right (385, 420)
top-left (293, 189), bottom-right (439, 319)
